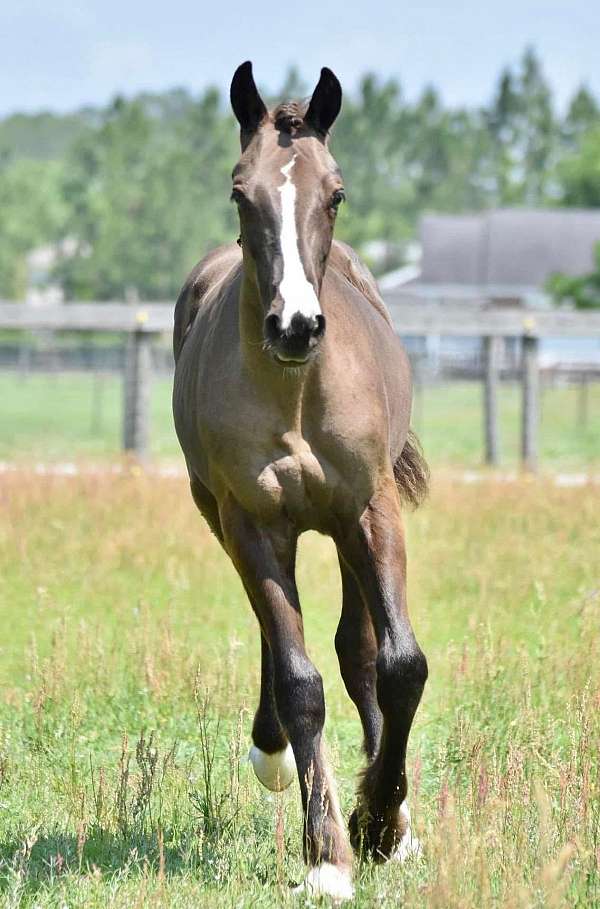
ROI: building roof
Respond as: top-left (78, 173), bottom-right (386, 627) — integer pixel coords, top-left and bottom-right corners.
top-left (419, 209), bottom-right (600, 292)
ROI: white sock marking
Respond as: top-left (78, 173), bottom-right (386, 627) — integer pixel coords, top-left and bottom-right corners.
top-left (293, 863), bottom-right (354, 902)
top-left (248, 743), bottom-right (296, 791)
top-left (277, 155), bottom-right (322, 331)
top-left (392, 800), bottom-right (423, 862)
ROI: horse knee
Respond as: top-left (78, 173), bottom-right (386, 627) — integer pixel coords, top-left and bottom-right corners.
top-left (275, 656), bottom-right (325, 737)
top-left (376, 639), bottom-right (428, 715)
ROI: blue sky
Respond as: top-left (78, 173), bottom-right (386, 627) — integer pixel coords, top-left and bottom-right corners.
top-left (2, 0), bottom-right (599, 116)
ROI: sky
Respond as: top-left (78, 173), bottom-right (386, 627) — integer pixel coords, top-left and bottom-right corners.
top-left (2, 0), bottom-right (600, 117)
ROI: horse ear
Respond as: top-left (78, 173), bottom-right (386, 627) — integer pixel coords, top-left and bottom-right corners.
top-left (305, 67), bottom-right (342, 136)
top-left (230, 61), bottom-right (268, 135)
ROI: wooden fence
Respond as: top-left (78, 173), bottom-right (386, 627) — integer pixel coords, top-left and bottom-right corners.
top-left (2, 298), bottom-right (600, 467)
top-left (0, 301), bottom-right (171, 460)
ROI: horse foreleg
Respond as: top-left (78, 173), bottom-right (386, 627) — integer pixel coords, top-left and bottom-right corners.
top-left (338, 478), bottom-right (428, 862)
top-left (219, 494), bottom-right (354, 899)
top-left (248, 631), bottom-right (295, 790)
top-left (190, 478), bottom-right (295, 788)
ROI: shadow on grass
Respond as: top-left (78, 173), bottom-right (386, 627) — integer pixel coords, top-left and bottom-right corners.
top-left (0, 825), bottom-right (240, 895)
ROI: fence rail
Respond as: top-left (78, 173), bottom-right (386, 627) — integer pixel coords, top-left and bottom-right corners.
top-left (1, 299), bottom-right (599, 466)
top-left (385, 295), bottom-right (600, 337)
top-left (4, 299), bottom-right (600, 337)
top-left (0, 301), bottom-right (172, 332)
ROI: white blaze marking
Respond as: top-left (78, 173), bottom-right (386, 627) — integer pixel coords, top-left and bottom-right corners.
top-left (277, 155), bottom-right (322, 331)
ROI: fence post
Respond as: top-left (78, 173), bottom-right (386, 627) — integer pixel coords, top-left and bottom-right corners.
top-left (577, 371), bottom-right (589, 430)
top-left (483, 335), bottom-right (501, 465)
top-left (412, 352), bottom-right (425, 433)
top-left (123, 325), bottom-right (153, 459)
top-left (91, 371), bottom-right (105, 436)
top-left (521, 333), bottom-right (540, 471)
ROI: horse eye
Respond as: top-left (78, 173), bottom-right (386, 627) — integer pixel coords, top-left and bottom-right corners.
top-left (330, 189), bottom-right (345, 211)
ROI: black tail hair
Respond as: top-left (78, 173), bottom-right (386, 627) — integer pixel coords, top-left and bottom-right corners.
top-left (393, 430), bottom-right (429, 509)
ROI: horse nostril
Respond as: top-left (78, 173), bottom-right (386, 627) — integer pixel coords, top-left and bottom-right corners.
top-left (264, 312), bottom-right (282, 342)
top-left (314, 314), bottom-right (326, 338)
top-left (288, 313), bottom-right (325, 341)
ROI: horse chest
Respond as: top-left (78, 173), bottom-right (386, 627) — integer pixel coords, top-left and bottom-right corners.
top-left (230, 431), bottom-right (337, 525)
top-left (258, 451), bottom-right (325, 508)
top-left (194, 368), bottom-right (380, 527)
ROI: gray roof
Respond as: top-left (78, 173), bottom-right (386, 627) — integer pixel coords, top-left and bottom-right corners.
top-left (419, 209), bottom-right (600, 289)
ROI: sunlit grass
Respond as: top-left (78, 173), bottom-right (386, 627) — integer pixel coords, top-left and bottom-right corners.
top-left (0, 471), bottom-right (598, 906)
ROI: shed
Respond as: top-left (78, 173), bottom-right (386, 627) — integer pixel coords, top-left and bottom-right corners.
top-left (415, 209), bottom-right (600, 305)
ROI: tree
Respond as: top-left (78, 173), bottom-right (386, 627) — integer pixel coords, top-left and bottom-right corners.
top-left (1, 54), bottom-right (600, 297)
top-left (485, 48), bottom-right (556, 205)
top-left (331, 74), bottom-right (415, 259)
top-left (547, 242), bottom-right (600, 309)
top-left (0, 157), bottom-right (67, 297)
top-left (56, 91), bottom-right (238, 299)
top-left (562, 86), bottom-right (600, 148)
top-left (556, 127), bottom-right (600, 207)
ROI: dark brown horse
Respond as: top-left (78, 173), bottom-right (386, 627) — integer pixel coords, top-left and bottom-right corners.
top-left (173, 61), bottom-right (428, 900)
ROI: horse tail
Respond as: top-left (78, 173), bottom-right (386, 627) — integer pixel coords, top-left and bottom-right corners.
top-left (393, 430), bottom-right (429, 509)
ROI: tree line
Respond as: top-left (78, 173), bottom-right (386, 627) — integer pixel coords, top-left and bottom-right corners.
top-left (1, 48), bottom-right (599, 301)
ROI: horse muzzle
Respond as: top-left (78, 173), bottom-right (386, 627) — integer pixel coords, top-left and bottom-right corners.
top-left (264, 310), bottom-right (326, 366)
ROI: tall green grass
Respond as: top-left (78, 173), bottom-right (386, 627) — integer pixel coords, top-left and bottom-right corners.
top-left (0, 472), bottom-right (598, 906)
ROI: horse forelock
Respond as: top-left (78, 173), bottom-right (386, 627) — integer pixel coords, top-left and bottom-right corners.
top-left (272, 100), bottom-right (310, 134)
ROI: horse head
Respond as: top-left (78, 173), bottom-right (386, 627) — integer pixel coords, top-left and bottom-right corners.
top-left (230, 61), bottom-right (344, 366)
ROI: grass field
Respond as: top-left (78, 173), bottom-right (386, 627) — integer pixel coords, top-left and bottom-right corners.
top-left (1, 372), bottom-right (599, 467)
top-left (0, 471), bottom-right (598, 907)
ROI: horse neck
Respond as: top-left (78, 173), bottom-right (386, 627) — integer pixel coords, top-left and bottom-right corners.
top-left (238, 269), bottom-right (265, 353)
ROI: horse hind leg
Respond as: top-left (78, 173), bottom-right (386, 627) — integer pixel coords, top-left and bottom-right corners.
top-left (338, 478), bottom-right (427, 862)
top-left (335, 555), bottom-right (382, 761)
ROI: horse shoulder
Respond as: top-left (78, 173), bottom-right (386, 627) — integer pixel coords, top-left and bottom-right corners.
top-left (321, 262), bottom-right (412, 466)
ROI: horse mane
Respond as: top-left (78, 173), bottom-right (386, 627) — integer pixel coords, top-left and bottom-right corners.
top-left (328, 241), bottom-right (393, 328)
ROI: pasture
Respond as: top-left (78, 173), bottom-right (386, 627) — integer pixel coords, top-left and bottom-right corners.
top-left (0, 469), bottom-right (598, 906)
top-left (1, 372), bottom-right (600, 467)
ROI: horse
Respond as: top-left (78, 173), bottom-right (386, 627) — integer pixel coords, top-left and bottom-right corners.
top-left (172, 61), bottom-right (429, 901)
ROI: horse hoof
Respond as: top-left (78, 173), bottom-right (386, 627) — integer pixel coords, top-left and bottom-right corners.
top-left (293, 863), bottom-right (354, 902)
top-left (349, 800), bottom-right (422, 862)
top-left (248, 743), bottom-right (296, 791)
